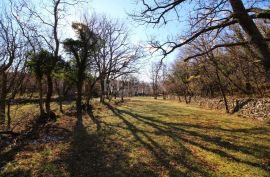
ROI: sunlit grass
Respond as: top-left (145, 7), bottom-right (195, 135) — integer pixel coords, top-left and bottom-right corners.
top-left (89, 98), bottom-right (270, 177)
top-left (1, 97), bottom-right (269, 177)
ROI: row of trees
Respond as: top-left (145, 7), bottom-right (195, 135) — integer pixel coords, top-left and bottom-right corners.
top-left (134, 0), bottom-right (270, 112)
top-left (0, 0), bottom-right (143, 130)
top-left (63, 17), bottom-right (143, 121)
top-left (1, 0), bottom-right (270, 129)
top-left (133, 0), bottom-right (270, 79)
top-left (152, 24), bottom-right (270, 112)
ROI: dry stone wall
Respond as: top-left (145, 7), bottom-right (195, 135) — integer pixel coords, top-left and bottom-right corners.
top-left (191, 97), bottom-right (270, 120)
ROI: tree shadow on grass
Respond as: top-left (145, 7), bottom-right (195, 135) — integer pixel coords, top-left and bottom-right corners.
top-left (104, 103), bottom-right (270, 175)
top-left (0, 144), bottom-right (31, 177)
top-left (0, 169), bottom-right (32, 177)
top-left (67, 112), bottom-right (160, 177)
top-left (104, 103), bottom-right (213, 177)
top-left (87, 108), bottom-right (101, 132)
top-left (0, 115), bottom-right (73, 177)
top-left (0, 117), bottom-right (44, 176)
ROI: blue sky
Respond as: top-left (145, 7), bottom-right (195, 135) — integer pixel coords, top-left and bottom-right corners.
top-left (86, 0), bottom-right (181, 81)
top-left (2, 0), bottom-right (270, 81)
top-left (89, 0), bottom-right (180, 42)
top-left (1, 0), bottom-right (182, 81)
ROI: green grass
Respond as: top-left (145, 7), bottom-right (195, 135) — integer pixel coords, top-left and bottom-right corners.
top-left (1, 97), bottom-right (270, 177)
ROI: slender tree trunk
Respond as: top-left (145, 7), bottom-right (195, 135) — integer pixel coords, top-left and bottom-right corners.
top-left (45, 74), bottom-right (53, 115)
top-left (121, 91), bottom-right (124, 102)
top-left (210, 86), bottom-right (214, 98)
top-left (114, 91), bottom-right (117, 99)
top-left (59, 84), bottom-right (63, 113)
top-left (121, 89), bottom-right (124, 102)
top-left (188, 93), bottom-right (192, 103)
top-left (106, 80), bottom-right (112, 101)
top-left (7, 99), bottom-right (11, 130)
top-left (153, 76), bottom-right (158, 99)
top-left (86, 88), bottom-right (93, 107)
top-left (86, 95), bottom-right (91, 107)
top-left (59, 96), bottom-right (63, 113)
top-left (229, 0), bottom-right (270, 80)
top-left (154, 92), bottom-right (157, 99)
top-left (86, 82), bottom-right (93, 107)
top-left (163, 91), bottom-right (166, 100)
top-left (55, 80), bottom-right (64, 113)
top-left (154, 89), bottom-right (157, 99)
top-left (106, 79), bottom-right (109, 100)
top-left (184, 94), bottom-right (188, 104)
top-left (59, 87), bottom-right (63, 113)
top-left (216, 69), bottom-right (229, 113)
top-left (177, 95), bottom-right (182, 102)
top-left (153, 84), bottom-right (158, 99)
top-left (121, 81), bottom-right (125, 102)
top-left (100, 78), bottom-right (105, 103)
top-left (37, 79), bottom-right (44, 115)
top-left (0, 72), bottom-right (7, 130)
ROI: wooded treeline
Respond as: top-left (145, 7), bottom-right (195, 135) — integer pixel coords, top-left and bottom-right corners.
top-left (162, 26), bottom-right (270, 112)
top-left (0, 0), bottom-right (146, 130)
top-left (133, 0), bottom-right (270, 113)
top-left (151, 29), bottom-right (270, 112)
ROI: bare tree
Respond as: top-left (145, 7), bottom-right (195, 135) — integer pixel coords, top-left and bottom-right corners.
top-left (0, 11), bottom-right (22, 130)
top-left (14, 0), bottom-right (85, 115)
top-left (151, 61), bottom-right (161, 99)
top-left (132, 0), bottom-right (270, 79)
top-left (87, 15), bottom-right (143, 102)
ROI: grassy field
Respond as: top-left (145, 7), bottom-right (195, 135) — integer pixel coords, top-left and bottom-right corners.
top-left (1, 97), bottom-right (270, 177)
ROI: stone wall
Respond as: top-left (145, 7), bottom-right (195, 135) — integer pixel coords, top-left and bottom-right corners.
top-left (190, 97), bottom-right (270, 120)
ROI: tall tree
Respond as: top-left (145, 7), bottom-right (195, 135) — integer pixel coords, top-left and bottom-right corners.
top-left (132, 0), bottom-right (270, 79)
top-left (151, 62), bottom-right (161, 99)
top-left (87, 15), bottom-right (142, 102)
top-left (63, 22), bottom-right (99, 123)
top-left (26, 50), bottom-right (48, 116)
top-left (15, 0), bottom-right (84, 114)
top-left (0, 10), bottom-right (21, 130)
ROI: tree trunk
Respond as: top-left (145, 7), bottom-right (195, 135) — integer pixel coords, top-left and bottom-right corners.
top-left (37, 79), bottom-right (44, 115)
top-left (121, 91), bottom-right (124, 102)
top-left (188, 93), bottom-right (192, 103)
top-left (55, 80), bottom-right (64, 113)
top-left (153, 84), bottom-right (158, 99)
top-left (121, 81), bottom-right (125, 102)
top-left (86, 87), bottom-right (93, 107)
top-left (7, 99), bottom-right (11, 130)
top-left (177, 95), bottom-right (182, 102)
top-left (0, 72), bottom-right (7, 130)
top-left (229, 0), bottom-right (270, 80)
top-left (106, 80), bottom-right (112, 101)
top-left (86, 95), bottom-right (91, 107)
top-left (163, 91), bottom-right (166, 100)
top-left (45, 74), bottom-right (53, 114)
top-left (154, 92), bottom-right (157, 99)
top-left (86, 82), bottom-right (93, 107)
top-left (216, 69), bottom-right (229, 113)
top-left (184, 94), bottom-right (188, 104)
top-left (59, 97), bottom-right (63, 113)
top-left (100, 78), bottom-right (105, 103)
top-left (114, 91), bottom-right (117, 99)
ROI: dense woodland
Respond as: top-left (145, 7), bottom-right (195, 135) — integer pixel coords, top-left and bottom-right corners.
top-left (0, 0), bottom-right (270, 176)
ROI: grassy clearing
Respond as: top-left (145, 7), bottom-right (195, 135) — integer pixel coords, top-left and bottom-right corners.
top-left (1, 97), bottom-right (270, 177)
